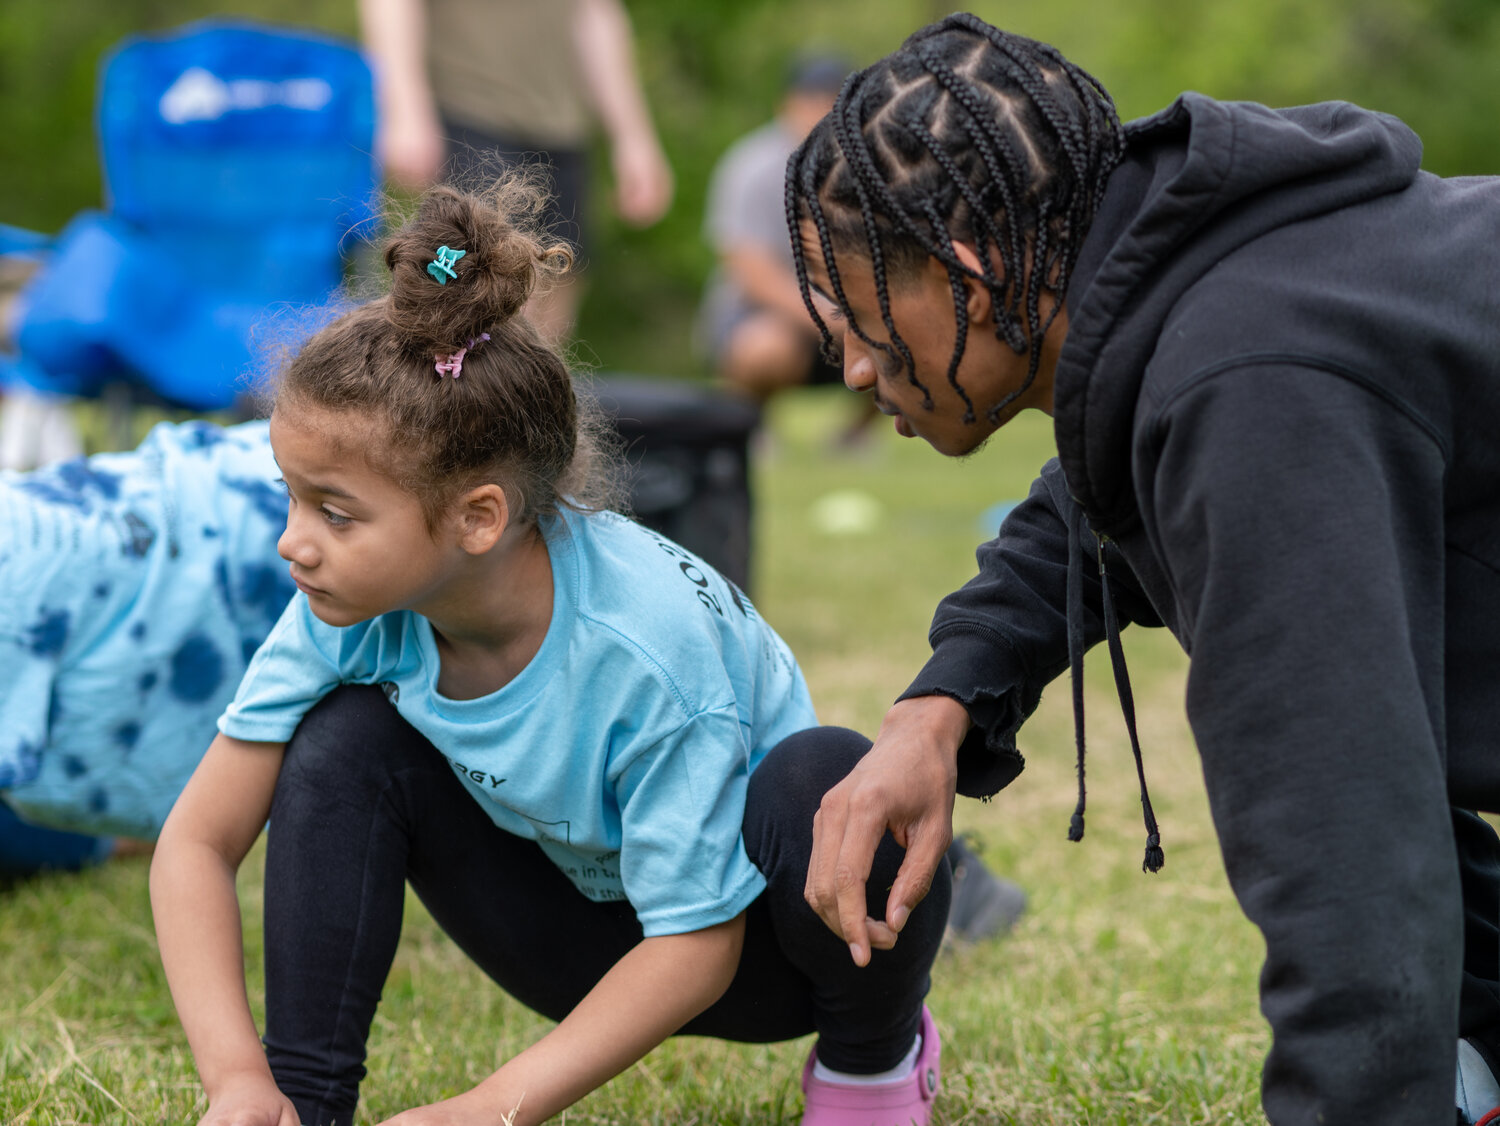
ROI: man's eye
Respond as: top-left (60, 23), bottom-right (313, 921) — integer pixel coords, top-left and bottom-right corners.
top-left (321, 508), bottom-right (352, 527)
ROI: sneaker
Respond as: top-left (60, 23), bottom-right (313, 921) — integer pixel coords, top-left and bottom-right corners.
top-left (800, 1006), bottom-right (941, 1126)
top-left (945, 836), bottom-right (1026, 945)
top-left (1458, 1036), bottom-right (1500, 1125)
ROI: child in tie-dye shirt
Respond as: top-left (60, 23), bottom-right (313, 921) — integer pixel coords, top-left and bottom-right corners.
top-left (0, 419), bottom-right (292, 844)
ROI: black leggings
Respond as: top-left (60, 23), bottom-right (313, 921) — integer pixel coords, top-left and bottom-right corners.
top-left (261, 685), bottom-right (951, 1124)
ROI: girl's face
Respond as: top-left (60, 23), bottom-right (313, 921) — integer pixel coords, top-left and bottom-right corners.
top-left (799, 221), bottom-right (1063, 456)
top-left (270, 405), bottom-right (465, 628)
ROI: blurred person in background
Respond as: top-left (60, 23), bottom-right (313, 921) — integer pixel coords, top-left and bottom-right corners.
top-left (0, 420), bottom-right (292, 874)
top-left (698, 53), bottom-right (877, 443)
top-left (360, 0), bottom-right (673, 344)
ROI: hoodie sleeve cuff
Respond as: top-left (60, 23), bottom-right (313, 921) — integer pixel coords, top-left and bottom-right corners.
top-left (898, 628), bottom-right (1038, 799)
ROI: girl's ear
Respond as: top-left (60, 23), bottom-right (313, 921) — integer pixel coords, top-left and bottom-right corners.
top-left (456, 484), bottom-right (510, 555)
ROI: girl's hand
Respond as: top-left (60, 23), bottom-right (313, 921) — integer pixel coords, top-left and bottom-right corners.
top-left (198, 1073), bottom-right (300, 1126)
top-left (151, 735), bottom-right (289, 1123)
top-left (380, 919), bottom-right (745, 1126)
top-left (378, 1086), bottom-right (523, 1126)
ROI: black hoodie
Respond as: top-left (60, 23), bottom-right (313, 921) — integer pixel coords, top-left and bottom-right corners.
top-left (903, 93), bottom-right (1500, 1124)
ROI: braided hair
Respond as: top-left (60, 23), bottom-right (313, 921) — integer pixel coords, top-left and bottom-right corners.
top-left (786, 14), bottom-right (1124, 424)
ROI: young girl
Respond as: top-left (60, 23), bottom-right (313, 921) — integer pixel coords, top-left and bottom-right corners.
top-left (149, 181), bottom-right (950, 1126)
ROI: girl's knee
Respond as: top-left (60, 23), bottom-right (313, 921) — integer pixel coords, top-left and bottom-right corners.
top-left (750, 726), bottom-right (870, 808)
top-left (744, 726), bottom-right (871, 860)
top-left (279, 683), bottom-right (427, 794)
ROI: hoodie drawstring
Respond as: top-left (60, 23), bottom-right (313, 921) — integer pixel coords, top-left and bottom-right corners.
top-left (1097, 534), bottom-right (1165, 873)
top-left (1064, 506), bottom-right (1166, 874)
top-left (1065, 502), bottom-right (1089, 843)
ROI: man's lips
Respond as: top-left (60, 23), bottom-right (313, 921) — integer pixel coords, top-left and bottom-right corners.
top-left (875, 398), bottom-right (915, 437)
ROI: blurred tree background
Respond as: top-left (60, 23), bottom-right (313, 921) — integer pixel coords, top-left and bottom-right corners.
top-left (3, 0), bottom-right (1498, 380)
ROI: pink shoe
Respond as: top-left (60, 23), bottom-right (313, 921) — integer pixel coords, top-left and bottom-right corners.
top-left (800, 1006), bottom-right (941, 1126)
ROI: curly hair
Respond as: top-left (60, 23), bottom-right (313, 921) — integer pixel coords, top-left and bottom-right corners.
top-left (274, 176), bottom-right (620, 529)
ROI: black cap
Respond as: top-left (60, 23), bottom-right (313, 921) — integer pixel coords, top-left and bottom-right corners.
top-left (785, 51), bottom-right (852, 95)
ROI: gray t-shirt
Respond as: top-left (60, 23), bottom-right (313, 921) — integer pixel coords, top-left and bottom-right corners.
top-left (697, 120), bottom-right (799, 358)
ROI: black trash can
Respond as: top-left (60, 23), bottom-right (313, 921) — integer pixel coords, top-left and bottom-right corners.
top-left (593, 375), bottom-right (761, 593)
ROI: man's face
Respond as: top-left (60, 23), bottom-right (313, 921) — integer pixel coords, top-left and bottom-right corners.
top-left (799, 220), bottom-right (1062, 457)
top-left (781, 90), bottom-right (839, 141)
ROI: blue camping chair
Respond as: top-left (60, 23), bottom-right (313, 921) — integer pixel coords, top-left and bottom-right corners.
top-left (3, 19), bottom-right (377, 416)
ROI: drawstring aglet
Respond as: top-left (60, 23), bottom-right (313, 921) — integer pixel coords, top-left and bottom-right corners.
top-left (1143, 831), bottom-right (1164, 873)
top-left (1096, 530), bottom-right (1167, 878)
top-left (1068, 811), bottom-right (1085, 842)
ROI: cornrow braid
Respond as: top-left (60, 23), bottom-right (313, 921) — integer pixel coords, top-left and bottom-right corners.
top-left (902, 112), bottom-right (1024, 354)
top-left (832, 70), bottom-right (925, 405)
top-left (914, 47), bottom-right (1049, 416)
top-left (786, 15), bottom-right (1124, 428)
top-left (918, 196), bottom-right (975, 422)
top-left (904, 69), bottom-right (1031, 348)
top-left (786, 132), bottom-right (834, 356)
top-left (790, 109), bottom-right (898, 380)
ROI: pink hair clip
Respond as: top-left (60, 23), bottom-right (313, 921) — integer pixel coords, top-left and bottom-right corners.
top-left (433, 333), bottom-right (491, 379)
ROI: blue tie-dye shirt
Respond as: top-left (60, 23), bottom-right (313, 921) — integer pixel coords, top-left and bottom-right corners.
top-left (0, 420), bottom-right (293, 838)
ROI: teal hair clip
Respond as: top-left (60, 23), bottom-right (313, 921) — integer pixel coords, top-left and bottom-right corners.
top-left (426, 245), bottom-right (466, 285)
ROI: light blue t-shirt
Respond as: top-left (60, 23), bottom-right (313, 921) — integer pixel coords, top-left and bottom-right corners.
top-left (0, 420), bottom-right (294, 838)
top-left (220, 508), bottom-right (818, 937)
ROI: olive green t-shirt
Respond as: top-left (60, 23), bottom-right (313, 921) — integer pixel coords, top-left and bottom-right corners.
top-left (426, 0), bottom-right (590, 147)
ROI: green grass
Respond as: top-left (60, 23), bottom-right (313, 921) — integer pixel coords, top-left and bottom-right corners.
top-left (0, 389), bottom-right (1268, 1124)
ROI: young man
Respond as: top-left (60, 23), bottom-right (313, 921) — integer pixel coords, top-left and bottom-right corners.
top-left (786, 14), bottom-right (1500, 1126)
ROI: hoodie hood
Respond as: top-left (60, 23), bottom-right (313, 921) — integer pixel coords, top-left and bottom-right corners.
top-left (1053, 93), bottom-right (1423, 535)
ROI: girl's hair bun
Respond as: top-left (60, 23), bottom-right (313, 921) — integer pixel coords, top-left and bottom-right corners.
top-left (383, 176), bottom-right (573, 353)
